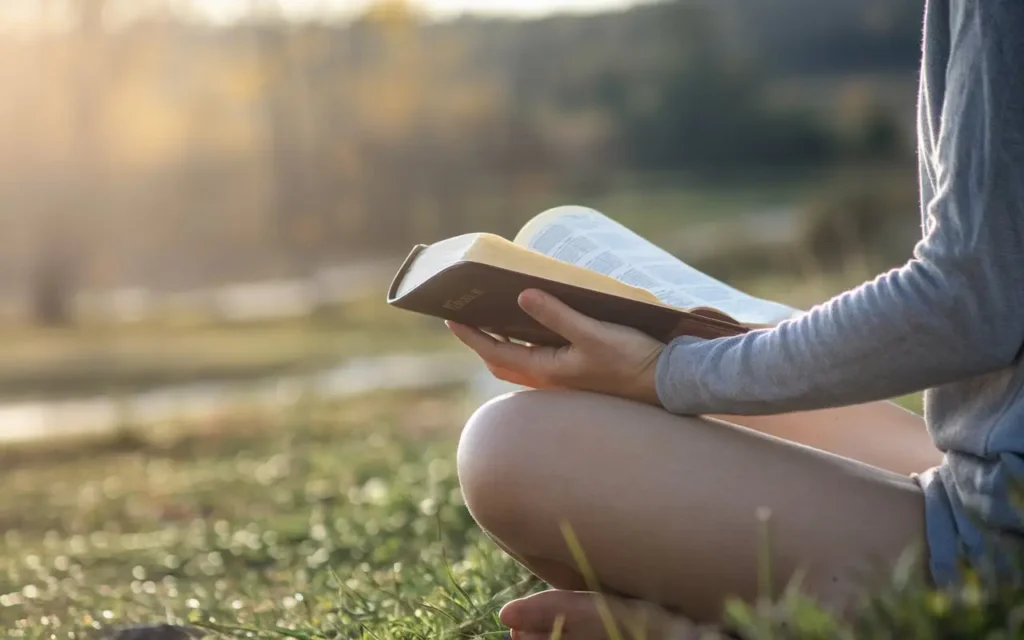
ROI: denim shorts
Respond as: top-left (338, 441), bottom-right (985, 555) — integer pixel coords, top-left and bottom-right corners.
top-left (915, 464), bottom-right (1023, 586)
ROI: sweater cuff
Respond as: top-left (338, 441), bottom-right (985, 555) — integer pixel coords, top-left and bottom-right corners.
top-left (655, 335), bottom-right (709, 415)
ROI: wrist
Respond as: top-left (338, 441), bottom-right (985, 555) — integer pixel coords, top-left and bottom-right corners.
top-left (634, 345), bottom-right (664, 407)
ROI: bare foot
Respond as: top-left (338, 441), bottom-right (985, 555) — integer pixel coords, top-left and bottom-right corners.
top-left (499, 589), bottom-right (725, 640)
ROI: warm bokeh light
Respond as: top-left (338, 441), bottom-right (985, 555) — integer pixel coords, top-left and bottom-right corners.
top-left (0, 0), bottom-right (649, 31)
top-left (0, 0), bottom-right (923, 329)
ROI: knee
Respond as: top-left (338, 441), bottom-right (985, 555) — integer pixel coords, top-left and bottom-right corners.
top-left (456, 390), bottom-right (560, 531)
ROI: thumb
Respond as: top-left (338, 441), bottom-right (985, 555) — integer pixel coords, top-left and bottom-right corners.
top-left (518, 290), bottom-right (601, 344)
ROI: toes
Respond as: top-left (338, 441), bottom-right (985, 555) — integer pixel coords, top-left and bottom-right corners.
top-left (500, 590), bottom-right (599, 633)
top-left (501, 589), bottom-right (709, 640)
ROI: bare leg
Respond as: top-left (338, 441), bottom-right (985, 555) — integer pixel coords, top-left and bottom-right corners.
top-left (457, 390), bottom-right (927, 627)
top-left (713, 401), bottom-right (943, 476)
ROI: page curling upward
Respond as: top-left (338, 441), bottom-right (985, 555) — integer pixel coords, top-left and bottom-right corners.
top-left (515, 206), bottom-right (800, 326)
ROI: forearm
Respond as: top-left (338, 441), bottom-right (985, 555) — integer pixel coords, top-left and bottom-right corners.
top-left (660, 277), bottom-right (1000, 416)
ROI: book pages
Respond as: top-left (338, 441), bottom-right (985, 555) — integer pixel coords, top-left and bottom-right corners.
top-left (514, 206), bottom-right (800, 327)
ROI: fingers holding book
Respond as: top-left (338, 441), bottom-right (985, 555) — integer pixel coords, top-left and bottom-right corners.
top-left (447, 289), bottom-right (665, 407)
top-left (446, 319), bottom-right (561, 390)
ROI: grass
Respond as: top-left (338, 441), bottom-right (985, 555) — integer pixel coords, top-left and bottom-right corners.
top-left (0, 387), bottom-right (536, 638)
top-left (0, 296), bottom-right (452, 401)
top-left (2, 384), bottom-right (1019, 639)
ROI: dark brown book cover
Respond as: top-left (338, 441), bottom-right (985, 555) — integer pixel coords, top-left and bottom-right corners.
top-left (387, 245), bottom-right (747, 346)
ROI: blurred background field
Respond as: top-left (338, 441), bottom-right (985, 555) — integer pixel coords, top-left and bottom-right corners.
top-left (0, 0), bottom-right (934, 635)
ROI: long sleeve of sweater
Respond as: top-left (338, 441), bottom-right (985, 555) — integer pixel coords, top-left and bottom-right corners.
top-left (656, 0), bottom-right (1024, 416)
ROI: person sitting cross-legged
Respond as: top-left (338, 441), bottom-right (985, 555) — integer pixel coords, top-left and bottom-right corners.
top-left (450, 1), bottom-right (1024, 637)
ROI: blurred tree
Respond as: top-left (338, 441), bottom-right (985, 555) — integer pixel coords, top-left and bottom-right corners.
top-left (0, 0), bottom-right (924, 300)
top-left (859, 107), bottom-right (903, 160)
top-left (337, 0), bottom-right (560, 249)
top-left (592, 2), bottom-right (834, 174)
top-left (836, 82), bottom-right (906, 161)
top-left (249, 0), bottom-right (322, 276)
top-left (30, 0), bottom-right (106, 325)
top-left (724, 0), bottom-right (923, 75)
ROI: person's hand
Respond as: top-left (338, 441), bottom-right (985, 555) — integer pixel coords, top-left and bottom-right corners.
top-left (446, 289), bottom-right (665, 406)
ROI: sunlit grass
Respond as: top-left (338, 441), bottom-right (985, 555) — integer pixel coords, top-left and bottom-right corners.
top-left (0, 388), bottom-right (536, 638)
top-left (0, 295), bottom-right (452, 400)
top-left (3, 383), bottom-right (1019, 639)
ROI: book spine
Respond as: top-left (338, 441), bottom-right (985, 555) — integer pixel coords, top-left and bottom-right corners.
top-left (386, 245), bottom-right (428, 303)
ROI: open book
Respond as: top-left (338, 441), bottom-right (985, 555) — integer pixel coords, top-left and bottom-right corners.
top-left (387, 206), bottom-right (800, 346)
